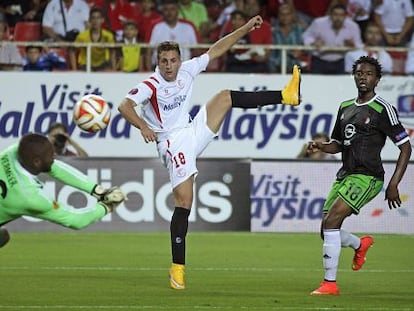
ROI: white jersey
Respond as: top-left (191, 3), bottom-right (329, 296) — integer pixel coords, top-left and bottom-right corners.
top-left (126, 53), bottom-right (209, 139)
top-left (42, 0), bottom-right (90, 37)
top-left (375, 0), bottom-right (414, 33)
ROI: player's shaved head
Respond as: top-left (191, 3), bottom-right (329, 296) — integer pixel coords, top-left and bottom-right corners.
top-left (18, 133), bottom-right (55, 175)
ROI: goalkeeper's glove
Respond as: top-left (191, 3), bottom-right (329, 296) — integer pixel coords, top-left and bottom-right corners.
top-left (92, 185), bottom-right (128, 214)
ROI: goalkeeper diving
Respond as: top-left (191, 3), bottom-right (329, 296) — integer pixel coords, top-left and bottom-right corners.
top-left (0, 133), bottom-right (128, 248)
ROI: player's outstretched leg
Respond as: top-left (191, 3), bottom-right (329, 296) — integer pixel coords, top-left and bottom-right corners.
top-left (281, 65), bottom-right (301, 106)
top-left (352, 235), bottom-right (374, 271)
top-left (228, 64), bottom-right (301, 110)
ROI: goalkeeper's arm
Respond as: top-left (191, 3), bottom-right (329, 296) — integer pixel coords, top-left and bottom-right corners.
top-left (48, 159), bottom-right (96, 194)
top-left (48, 160), bottom-right (127, 212)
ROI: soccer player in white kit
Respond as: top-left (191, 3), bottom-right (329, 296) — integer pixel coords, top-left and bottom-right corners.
top-left (118, 15), bottom-right (301, 290)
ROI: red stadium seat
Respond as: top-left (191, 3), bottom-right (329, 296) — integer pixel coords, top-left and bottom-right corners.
top-left (13, 22), bottom-right (42, 41)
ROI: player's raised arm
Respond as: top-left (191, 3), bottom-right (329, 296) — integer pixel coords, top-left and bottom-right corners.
top-left (206, 15), bottom-right (263, 61)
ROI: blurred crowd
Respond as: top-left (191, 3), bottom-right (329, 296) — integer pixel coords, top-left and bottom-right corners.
top-left (0, 0), bottom-right (414, 74)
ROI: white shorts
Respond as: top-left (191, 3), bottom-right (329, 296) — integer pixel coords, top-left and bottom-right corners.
top-left (156, 106), bottom-right (216, 189)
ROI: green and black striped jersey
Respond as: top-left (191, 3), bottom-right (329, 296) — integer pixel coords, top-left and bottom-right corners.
top-left (331, 95), bottom-right (410, 180)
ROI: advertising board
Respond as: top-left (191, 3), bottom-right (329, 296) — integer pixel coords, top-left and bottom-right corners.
top-left (251, 161), bottom-right (414, 234)
top-left (1, 72), bottom-right (413, 159)
top-left (7, 158), bottom-right (251, 232)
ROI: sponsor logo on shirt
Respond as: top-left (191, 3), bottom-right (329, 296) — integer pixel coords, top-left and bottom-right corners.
top-left (177, 167), bottom-right (186, 178)
top-left (177, 80), bottom-right (184, 89)
top-left (163, 95), bottom-right (187, 111)
top-left (344, 124), bottom-right (356, 145)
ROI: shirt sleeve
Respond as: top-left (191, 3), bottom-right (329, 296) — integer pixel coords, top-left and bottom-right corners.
top-left (80, 2), bottom-right (90, 30)
top-left (302, 19), bottom-right (319, 46)
top-left (75, 31), bottom-right (85, 43)
top-left (16, 164), bottom-right (106, 229)
top-left (216, 9), bottom-right (227, 26)
top-left (331, 107), bottom-right (343, 144)
top-left (106, 31), bottom-right (115, 43)
top-left (125, 81), bottom-right (154, 105)
top-left (181, 53), bottom-right (209, 77)
top-left (25, 187), bottom-right (106, 230)
top-left (41, 3), bottom-right (54, 28)
top-left (379, 105), bottom-right (410, 146)
top-left (200, 5), bottom-right (209, 24)
top-left (48, 159), bottom-right (96, 194)
top-left (404, 0), bottom-right (414, 17)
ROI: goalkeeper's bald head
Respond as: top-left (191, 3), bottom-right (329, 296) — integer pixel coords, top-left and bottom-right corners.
top-left (18, 133), bottom-right (55, 175)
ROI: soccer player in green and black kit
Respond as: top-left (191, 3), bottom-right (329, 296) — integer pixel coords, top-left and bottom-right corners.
top-left (307, 56), bottom-right (412, 295)
top-left (0, 133), bottom-right (127, 248)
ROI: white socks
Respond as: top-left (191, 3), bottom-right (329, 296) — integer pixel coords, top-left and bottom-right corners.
top-left (323, 229), bottom-right (341, 281)
top-left (322, 229), bottom-right (360, 281)
top-left (340, 229), bottom-right (361, 249)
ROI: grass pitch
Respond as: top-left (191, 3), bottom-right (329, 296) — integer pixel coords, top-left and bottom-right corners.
top-left (0, 232), bottom-right (413, 311)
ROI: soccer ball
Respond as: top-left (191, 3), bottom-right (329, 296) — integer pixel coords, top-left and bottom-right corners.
top-left (73, 94), bottom-right (111, 132)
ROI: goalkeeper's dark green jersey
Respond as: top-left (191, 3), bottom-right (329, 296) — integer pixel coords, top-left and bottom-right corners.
top-left (0, 144), bottom-right (106, 228)
top-left (331, 95), bottom-right (410, 180)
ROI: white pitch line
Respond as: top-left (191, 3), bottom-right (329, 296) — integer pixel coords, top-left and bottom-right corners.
top-left (0, 266), bottom-right (413, 273)
top-left (0, 305), bottom-right (413, 311)
top-left (0, 306), bottom-right (412, 311)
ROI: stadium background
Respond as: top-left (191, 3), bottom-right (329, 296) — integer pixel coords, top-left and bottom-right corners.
top-left (1, 72), bottom-right (413, 234)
